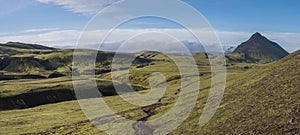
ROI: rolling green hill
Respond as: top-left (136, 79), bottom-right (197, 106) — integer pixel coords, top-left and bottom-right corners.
top-left (0, 43), bottom-right (203, 76)
top-left (0, 41), bottom-right (298, 134)
top-left (0, 43), bottom-right (124, 76)
top-left (1, 42), bottom-right (56, 50)
top-left (0, 42), bottom-right (56, 56)
top-left (230, 32), bottom-right (289, 63)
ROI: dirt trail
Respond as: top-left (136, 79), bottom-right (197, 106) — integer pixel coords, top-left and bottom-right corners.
top-left (132, 103), bottom-right (162, 135)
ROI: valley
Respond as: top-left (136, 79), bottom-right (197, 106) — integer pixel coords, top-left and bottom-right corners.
top-left (0, 33), bottom-right (299, 134)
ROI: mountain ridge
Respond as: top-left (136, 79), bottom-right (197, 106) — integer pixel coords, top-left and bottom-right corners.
top-left (1, 42), bottom-right (56, 50)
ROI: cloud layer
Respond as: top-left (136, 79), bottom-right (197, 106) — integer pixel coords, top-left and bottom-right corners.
top-left (0, 28), bottom-right (299, 52)
top-left (35, 0), bottom-right (121, 15)
top-left (22, 28), bottom-right (59, 33)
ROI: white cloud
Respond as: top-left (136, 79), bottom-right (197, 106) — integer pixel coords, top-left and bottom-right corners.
top-left (0, 30), bottom-right (80, 47)
top-left (22, 28), bottom-right (59, 33)
top-left (35, 0), bottom-right (121, 15)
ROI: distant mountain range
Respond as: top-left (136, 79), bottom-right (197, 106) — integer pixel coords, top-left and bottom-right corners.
top-left (57, 40), bottom-right (232, 55)
top-left (224, 46), bottom-right (236, 54)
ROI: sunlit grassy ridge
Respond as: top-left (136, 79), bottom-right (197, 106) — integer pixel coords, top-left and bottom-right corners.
top-left (172, 50), bottom-right (300, 134)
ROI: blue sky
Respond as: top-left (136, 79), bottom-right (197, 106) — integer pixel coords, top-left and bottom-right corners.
top-left (185, 0), bottom-right (300, 33)
top-left (0, 0), bottom-right (299, 52)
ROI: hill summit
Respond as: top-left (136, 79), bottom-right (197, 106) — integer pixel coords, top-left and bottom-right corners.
top-left (232, 32), bottom-right (289, 63)
top-left (2, 42), bottom-right (56, 50)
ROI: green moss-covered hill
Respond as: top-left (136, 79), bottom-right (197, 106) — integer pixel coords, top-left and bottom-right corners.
top-left (229, 32), bottom-right (289, 63)
top-left (0, 42), bottom-right (154, 76)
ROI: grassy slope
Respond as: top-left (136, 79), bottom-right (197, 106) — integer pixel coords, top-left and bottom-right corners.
top-left (0, 51), bottom-right (211, 134)
top-left (172, 50), bottom-right (300, 134)
top-left (0, 48), bottom-right (299, 134)
top-left (0, 47), bottom-right (155, 77)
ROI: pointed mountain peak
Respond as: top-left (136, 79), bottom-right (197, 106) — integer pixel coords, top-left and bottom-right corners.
top-left (253, 32), bottom-right (262, 36)
top-left (232, 32), bottom-right (289, 63)
top-left (249, 32), bottom-right (266, 40)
